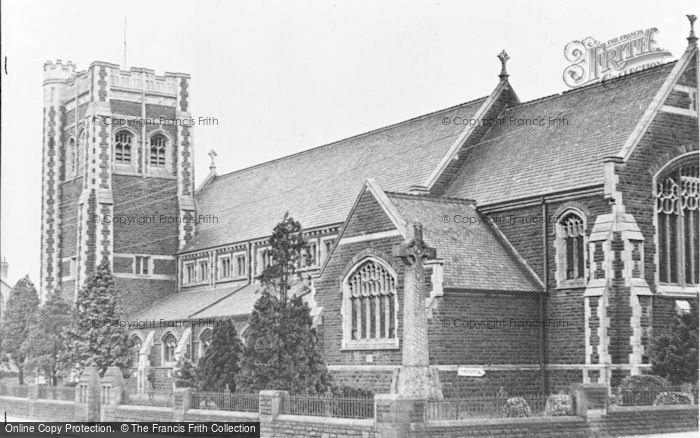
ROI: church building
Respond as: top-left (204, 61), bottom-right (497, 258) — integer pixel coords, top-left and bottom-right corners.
top-left (40, 30), bottom-right (699, 396)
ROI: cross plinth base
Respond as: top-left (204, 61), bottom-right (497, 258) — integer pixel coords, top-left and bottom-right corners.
top-left (393, 366), bottom-right (443, 400)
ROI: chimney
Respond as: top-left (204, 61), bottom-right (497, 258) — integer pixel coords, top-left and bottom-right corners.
top-left (1, 257), bottom-right (8, 281)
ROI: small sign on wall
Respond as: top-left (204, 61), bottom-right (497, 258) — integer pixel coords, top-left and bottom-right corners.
top-left (457, 367), bottom-right (485, 377)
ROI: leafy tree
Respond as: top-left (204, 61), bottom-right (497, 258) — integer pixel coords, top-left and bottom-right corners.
top-left (66, 260), bottom-right (133, 376)
top-left (174, 355), bottom-right (198, 389)
top-left (0, 276), bottom-right (39, 384)
top-left (21, 289), bottom-right (72, 386)
top-left (196, 319), bottom-right (243, 391)
top-left (237, 291), bottom-right (332, 394)
top-left (258, 212), bottom-right (309, 303)
top-left (651, 302), bottom-right (699, 385)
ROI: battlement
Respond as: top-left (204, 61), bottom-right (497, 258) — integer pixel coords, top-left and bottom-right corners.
top-left (43, 59), bottom-right (76, 81)
top-left (43, 60), bottom-right (189, 97)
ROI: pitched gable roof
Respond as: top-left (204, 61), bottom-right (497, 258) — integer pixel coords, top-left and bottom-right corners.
top-left (185, 97), bottom-right (487, 252)
top-left (385, 193), bottom-right (543, 292)
top-left (444, 62), bottom-right (676, 205)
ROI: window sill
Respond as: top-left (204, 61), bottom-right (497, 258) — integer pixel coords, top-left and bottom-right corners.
top-left (147, 168), bottom-right (175, 179)
top-left (556, 278), bottom-right (587, 290)
top-left (341, 338), bottom-right (399, 351)
top-left (656, 284), bottom-right (699, 298)
top-left (215, 276), bottom-right (247, 283)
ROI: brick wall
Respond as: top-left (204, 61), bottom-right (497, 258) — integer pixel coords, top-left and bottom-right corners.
top-left (428, 290), bottom-right (541, 365)
top-left (0, 396), bottom-right (81, 422)
top-left (482, 195), bottom-right (608, 370)
top-left (103, 404), bottom-right (175, 422)
top-left (267, 417), bottom-right (375, 438)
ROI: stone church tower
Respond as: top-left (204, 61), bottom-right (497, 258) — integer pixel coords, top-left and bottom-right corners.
top-left (40, 60), bottom-right (194, 314)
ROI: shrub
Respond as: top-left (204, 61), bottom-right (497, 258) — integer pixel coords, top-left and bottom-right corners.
top-left (544, 393), bottom-right (573, 416)
top-left (329, 385), bottom-right (374, 398)
top-left (653, 391), bottom-right (694, 406)
top-left (615, 375), bottom-right (670, 406)
top-left (500, 397), bottom-right (531, 417)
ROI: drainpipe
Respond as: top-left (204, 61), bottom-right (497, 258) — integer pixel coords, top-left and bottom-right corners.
top-left (540, 197), bottom-right (548, 394)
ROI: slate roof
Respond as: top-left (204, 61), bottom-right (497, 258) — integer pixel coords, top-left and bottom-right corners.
top-left (186, 97), bottom-right (487, 252)
top-left (131, 280), bottom-right (311, 321)
top-left (386, 193), bottom-right (542, 292)
top-left (130, 284), bottom-right (243, 321)
top-left (189, 283), bottom-right (261, 319)
top-left (444, 62), bottom-right (676, 205)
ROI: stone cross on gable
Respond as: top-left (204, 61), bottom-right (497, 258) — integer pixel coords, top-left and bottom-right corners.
top-left (392, 221), bottom-right (443, 399)
top-left (688, 15), bottom-right (698, 44)
top-left (208, 149), bottom-right (217, 173)
top-left (497, 49), bottom-right (510, 80)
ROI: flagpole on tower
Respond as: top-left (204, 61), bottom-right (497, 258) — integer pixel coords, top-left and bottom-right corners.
top-left (123, 16), bottom-right (127, 69)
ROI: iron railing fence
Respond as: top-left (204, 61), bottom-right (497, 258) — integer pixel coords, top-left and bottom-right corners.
top-left (281, 395), bottom-right (374, 419)
top-left (37, 385), bottom-right (75, 401)
top-left (610, 385), bottom-right (698, 407)
top-left (124, 391), bottom-right (174, 407)
top-left (192, 391), bottom-right (259, 412)
top-left (426, 393), bottom-right (572, 421)
top-left (0, 384), bottom-right (29, 398)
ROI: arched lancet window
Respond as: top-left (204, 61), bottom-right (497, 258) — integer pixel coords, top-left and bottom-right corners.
top-left (149, 134), bottom-right (167, 167)
top-left (77, 130), bottom-right (87, 175)
top-left (66, 137), bottom-right (76, 178)
top-left (342, 258), bottom-right (398, 349)
top-left (162, 333), bottom-right (177, 363)
top-left (561, 213), bottom-right (585, 280)
top-left (656, 156), bottom-right (699, 285)
top-left (199, 329), bottom-right (212, 359)
top-left (114, 130), bottom-right (133, 164)
top-left (554, 210), bottom-right (587, 286)
top-left (130, 335), bottom-right (142, 363)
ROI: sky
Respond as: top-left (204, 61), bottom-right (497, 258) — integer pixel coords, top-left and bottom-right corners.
top-left (0, 0), bottom-right (697, 287)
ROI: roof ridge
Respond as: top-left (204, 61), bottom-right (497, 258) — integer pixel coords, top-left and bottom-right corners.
top-left (509, 60), bottom-right (677, 110)
top-left (386, 191), bottom-right (476, 205)
top-left (211, 96), bottom-right (488, 181)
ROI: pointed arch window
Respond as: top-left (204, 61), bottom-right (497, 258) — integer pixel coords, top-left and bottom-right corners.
top-left (66, 137), bottom-right (76, 179)
top-left (77, 129), bottom-right (87, 175)
top-left (130, 335), bottom-right (143, 363)
top-left (162, 333), bottom-right (177, 363)
top-left (555, 210), bottom-right (587, 287)
top-left (655, 156), bottom-right (699, 286)
top-left (114, 130), bottom-right (133, 164)
top-left (149, 134), bottom-right (167, 168)
top-left (198, 329), bottom-right (212, 359)
top-left (342, 257), bottom-right (399, 350)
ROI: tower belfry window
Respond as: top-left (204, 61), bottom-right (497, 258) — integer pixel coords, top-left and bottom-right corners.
top-left (115, 131), bottom-right (133, 164)
top-left (150, 134), bottom-right (167, 167)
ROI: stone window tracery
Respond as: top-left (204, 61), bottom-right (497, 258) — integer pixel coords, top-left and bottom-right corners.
top-left (342, 257), bottom-right (398, 350)
top-left (149, 134), bottom-right (167, 167)
top-left (656, 158), bottom-right (699, 285)
top-left (115, 130), bottom-right (133, 164)
top-left (162, 333), bottom-right (177, 363)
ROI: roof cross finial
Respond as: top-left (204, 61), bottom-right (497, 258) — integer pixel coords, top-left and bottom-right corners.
top-left (687, 15), bottom-right (698, 45)
top-left (497, 50), bottom-right (510, 80)
top-left (208, 149), bottom-right (218, 173)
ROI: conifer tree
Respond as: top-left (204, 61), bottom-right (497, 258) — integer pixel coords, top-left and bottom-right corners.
top-left (237, 292), bottom-right (331, 394)
top-left (21, 289), bottom-right (72, 386)
top-left (66, 260), bottom-right (133, 376)
top-left (0, 276), bottom-right (40, 384)
top-left (652, 301), bottom-right (699, 385)
top-left (258, 212), bottom-right (308, 303)
top-left (238, 213), bottom-right (332, 394)
top-left (196, 319), bottom-right (243, 391)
